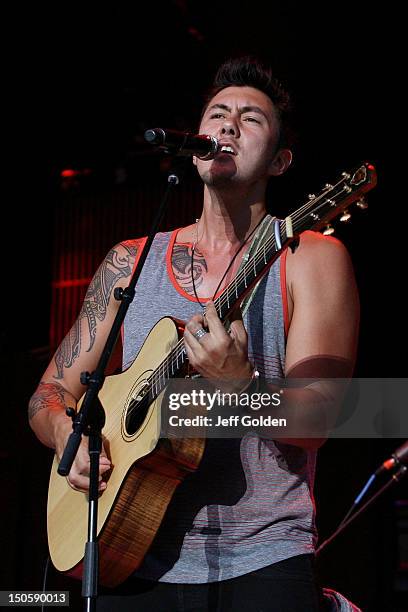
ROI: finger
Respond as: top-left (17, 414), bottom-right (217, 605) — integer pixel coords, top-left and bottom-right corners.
top-left (99, 463), bottom-right (111, 475)
top-left (75, 452), bottom-right (111, 476)
top-left (229, 317), bottom-right (247, 342)
top-left (68, 480), bottom-right (107, 494)
top-left (184, 310), bottom-right (211, 347)
top-left (185, 313), bottom-right (206, 335)
top-left (229, 305), bottom-right (243, 323)
top-left (183, 326), bottom-right (208, 358)
top-left (203, 302), bottom-right (228, 339)
top-left (227, 305), bottom-right (248, 344)
top-left (68, 470), bottom-right (108, 493)
top-left (67, 473), bottom-right (91, 492)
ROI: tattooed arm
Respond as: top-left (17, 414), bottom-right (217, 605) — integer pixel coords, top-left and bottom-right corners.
top-left (28, 241), bottom-right (137, 491)
top-left (53, 241), bottom-right (137, 380)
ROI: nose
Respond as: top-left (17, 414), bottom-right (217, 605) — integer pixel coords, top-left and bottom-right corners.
top-left (220, 117), bottom-right (240, 138)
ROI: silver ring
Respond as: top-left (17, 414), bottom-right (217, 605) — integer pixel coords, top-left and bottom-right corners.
top-left (193, 327), bottom-right (208, 341)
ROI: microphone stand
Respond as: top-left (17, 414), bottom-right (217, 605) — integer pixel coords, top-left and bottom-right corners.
top-left (57, 165), bottom-right (182, 612)
top-left (316, 464), bottom-right (407, 556)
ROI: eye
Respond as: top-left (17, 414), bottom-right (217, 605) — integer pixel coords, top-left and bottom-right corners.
top-left (209, 113), bottom-right (225, 119)
top-left (243, 116), bottom-right (261, 124)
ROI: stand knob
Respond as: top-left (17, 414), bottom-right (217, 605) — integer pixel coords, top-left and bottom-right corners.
top-left (80, 371), bottom-right (91, 385)
top-left (114, 287), bottom-right (124, 301)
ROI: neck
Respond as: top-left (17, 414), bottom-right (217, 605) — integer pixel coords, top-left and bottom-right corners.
top-left (196, 185), bottom-right (267, 252)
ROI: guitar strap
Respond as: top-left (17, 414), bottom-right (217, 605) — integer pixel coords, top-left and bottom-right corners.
top-left (239, 213), bottom-right (276, 317)
top-left (224, 213), bottom-right (276, 328)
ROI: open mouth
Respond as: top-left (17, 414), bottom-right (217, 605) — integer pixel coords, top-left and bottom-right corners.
top-left (218, 144), bottom-right (236, 156)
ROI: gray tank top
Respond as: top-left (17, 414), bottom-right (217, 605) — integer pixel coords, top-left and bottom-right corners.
top-left (123, 230), bottom-right (317, 583)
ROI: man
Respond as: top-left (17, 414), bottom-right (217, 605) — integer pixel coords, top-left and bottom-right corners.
top-left (29, 57), bottom-right (359, 610)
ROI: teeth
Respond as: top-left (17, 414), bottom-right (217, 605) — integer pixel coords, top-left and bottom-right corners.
top-left (220, 145), bottom-right (234, 154)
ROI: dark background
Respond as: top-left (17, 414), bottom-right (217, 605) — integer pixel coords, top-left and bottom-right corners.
top-left (2, 2), bottom-right (407, 610)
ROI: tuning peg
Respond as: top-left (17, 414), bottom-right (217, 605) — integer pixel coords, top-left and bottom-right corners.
top-left (323, 224), bottom-right (335, 236)
top-left (340, 209), bottom-right (351, 222)
top-left (356, 197), bottom-right (368, 209)
top-left (308, 193), bottom-right (316, 200)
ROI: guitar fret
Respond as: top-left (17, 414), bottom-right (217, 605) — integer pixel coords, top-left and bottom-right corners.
top-left (158, 362), bottom-right (164, 389)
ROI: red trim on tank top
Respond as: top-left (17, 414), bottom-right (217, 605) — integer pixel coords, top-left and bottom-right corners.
top-left (280, 249), bottom-right (289, 339)
top-left (120, 236), bottom-right (149, 347)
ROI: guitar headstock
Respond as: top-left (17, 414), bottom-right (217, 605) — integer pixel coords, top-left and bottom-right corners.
top-left (293, 162), bottom-right (377, 236)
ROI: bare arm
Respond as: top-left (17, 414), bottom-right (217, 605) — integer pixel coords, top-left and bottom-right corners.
top-left (29, 240), bottom-right (137, 489)
top-left (285, 230), bottom-right (359, 376)
top-left (273, 230), bottom-right (360, 448)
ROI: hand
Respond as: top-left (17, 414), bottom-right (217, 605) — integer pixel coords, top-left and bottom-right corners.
top-left (54, 417), bottom-right (111, 493)
top-left (183, 301), bottom-right (253, 392)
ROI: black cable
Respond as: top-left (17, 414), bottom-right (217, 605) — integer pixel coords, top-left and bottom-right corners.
top-left (41, 555), bottom-right (51, 612)
top-left (316, 465), bottom-right (407, 556)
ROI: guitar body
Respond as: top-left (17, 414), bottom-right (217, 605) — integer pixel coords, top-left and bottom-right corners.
top-left (47, 316), bottom-right (205, 587)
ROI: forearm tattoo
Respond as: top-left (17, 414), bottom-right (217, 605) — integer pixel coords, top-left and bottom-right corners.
top-left (28, 381), bottom-right (70, 420)
top-left (172, 245), bottom-right (207, 294)
top-left (53, 243), bottom-right (137, 379)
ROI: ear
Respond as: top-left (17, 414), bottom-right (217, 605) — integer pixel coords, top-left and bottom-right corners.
top-left (192, 155), bottom-right (197, 167)
top-left (268, 148), bottom-right (292, 176)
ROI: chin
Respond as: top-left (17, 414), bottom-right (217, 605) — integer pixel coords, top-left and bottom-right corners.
top-left (202, 168), bottom-right (239, 187)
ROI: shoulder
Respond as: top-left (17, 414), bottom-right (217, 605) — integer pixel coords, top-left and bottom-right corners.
top-left (174, 223), bottom-right (197, 244)
top-left (87, 240), bottom-right (143, 289)
top-left (103, 238), bottom-right (145, 267)
top-left (287, 230), bottom-right (353, 271)
top-left (286, 230), bottom-right (356, 295)
top-left (118, 238), bottom-right (144, 256)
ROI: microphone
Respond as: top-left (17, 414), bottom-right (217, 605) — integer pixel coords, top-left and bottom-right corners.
top-left (144, 128), bottom-right (218, 160)
top-left (375, 440), bottom-right (408, 475)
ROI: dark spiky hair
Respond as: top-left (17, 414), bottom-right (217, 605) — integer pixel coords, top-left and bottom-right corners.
top-left (202, 56), bottom-right (293, 149)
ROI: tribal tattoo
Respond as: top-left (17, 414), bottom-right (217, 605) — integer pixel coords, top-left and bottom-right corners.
top-left (172, 245), bottom-right (207, 295)
top-left (53, 243), bottom-right (137, 379)
top-left (28, 381), bottom-right (71, 420)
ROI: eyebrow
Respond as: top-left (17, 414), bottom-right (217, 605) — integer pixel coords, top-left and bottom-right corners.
top-left (207, 103), bottom-right (270, 121)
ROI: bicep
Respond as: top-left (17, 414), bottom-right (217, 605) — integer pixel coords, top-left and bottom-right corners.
top-left (284, 234), bottom-right (360, 377)
top-left (41, 241), bottom-right (137, 398)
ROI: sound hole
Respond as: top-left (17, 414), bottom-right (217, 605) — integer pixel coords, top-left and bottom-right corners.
top-left (125, 386), bottom-right (152, 436)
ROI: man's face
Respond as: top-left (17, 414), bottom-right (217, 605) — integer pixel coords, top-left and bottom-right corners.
top-left (196, 85), bottom-right (281, 188)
